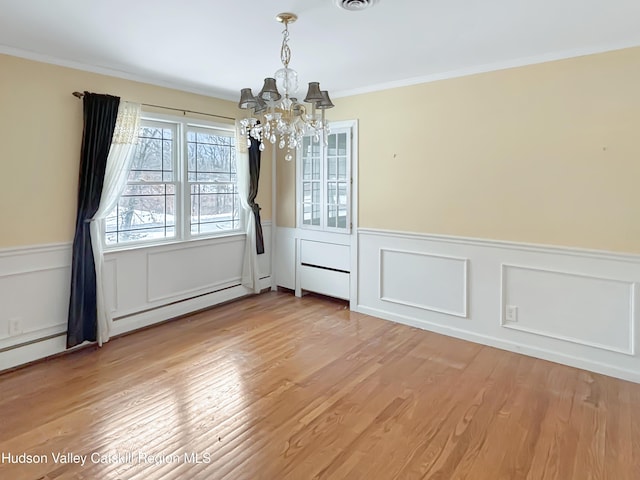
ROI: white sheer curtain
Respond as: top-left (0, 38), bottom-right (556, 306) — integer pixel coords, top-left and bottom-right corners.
top-left (90, 102), bottom-right (141, 345)
top-left (235, 121), bottom-right (260, 293)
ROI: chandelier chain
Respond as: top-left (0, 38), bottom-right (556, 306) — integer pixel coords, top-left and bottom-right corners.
top-left (280, 25), bottom-right (291, 67)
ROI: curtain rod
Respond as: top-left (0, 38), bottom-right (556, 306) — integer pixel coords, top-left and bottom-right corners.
top-left (71, 91), bottom-right (236, 121)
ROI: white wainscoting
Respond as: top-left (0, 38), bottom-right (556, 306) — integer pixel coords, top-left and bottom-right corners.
top-left (357, 228), bottom-right (640, 383)
top-left (274, 227), bottom-right (297, 291)
top-left (146, 237), bottom-right (245, 304)
top-left (0, 243), bottom-right (70, 360)
top-left (275, 227), bottom-right (352, 300)
top-left (379, 249), bottom-right (468, 318)
top-left (300, 239), bottom-right (350, 272)
top-left (0, 223), bottom-right (272, 372)
top-left (501, 264), bottom-right (634, 355)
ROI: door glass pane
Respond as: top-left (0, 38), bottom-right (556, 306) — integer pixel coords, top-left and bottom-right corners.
top-left (328, 135), bottom-right (336, 156)
top-left (312, 204), bottom-right (321, 226)
top-left (303, 157), bottom-right (311, 180)
top-left (302, 203), bottom-right (311, 225)
top-left (312, 156), bottom-right (321, 180)
top-left (338, 207), bottom-right (348, 229)
top-left (312, 182), bottom-right (320, 203)
top-left (338, 156), bottom-right (347, 180)
top-left (338, 132), bottom-right (347, 155)
top-left (328, 182), bottom-right (337, 205)
top-left (303, 182), bottom-right (311, 203)
top-left (312, 139), bottom-right (321, 156)
top-left (338, 183), bottom-right (348, 206)
top-left (327, 206), bottom-right (337, 227)
top-left (328, 157), bottom-right (337, 180)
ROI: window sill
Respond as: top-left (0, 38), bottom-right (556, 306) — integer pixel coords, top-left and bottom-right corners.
top-left (103, 231), bottom-right (247, 255)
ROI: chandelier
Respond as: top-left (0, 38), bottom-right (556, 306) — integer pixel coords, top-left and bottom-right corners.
top-left (237, 12), bottom-right (334, 161)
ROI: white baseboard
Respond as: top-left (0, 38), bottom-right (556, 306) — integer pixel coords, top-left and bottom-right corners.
top-left (0, 335), bottom-right (69, 372)
top-left (110, 277), bottom-right (272, 337)
top-left (0, 277), bottom-right (271, 372)
top-left (355, 304), bottom-right (640, 384)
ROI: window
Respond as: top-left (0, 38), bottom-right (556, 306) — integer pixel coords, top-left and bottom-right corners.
top-left (298, 125), bottom-right (352, 232)
top-left (105, 116), bottom-right (240, 246)
top-left (187, 127), bottom-right (239, 235)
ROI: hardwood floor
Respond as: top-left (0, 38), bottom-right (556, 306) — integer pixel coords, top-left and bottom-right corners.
top-left (1, 291), bottom-right (638, 479)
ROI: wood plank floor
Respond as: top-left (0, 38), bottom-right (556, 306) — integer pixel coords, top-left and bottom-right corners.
top-left (1, 291), bottom-right (639, 480)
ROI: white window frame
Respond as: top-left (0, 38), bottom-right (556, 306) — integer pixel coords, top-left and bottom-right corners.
top-left (296, 121), bottom-right (353, 234)
top-left (104, 112), bottom-right (243, 249)
top-left (185, 122), bottom-right (242, 238)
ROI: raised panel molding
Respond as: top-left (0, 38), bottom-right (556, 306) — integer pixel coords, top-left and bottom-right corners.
top-left (146, 236), bottom-right (245, 303)
top-left (104, 258), bottom-right (118, 313)
top-left (357, 229), bottom-right (640, 383)
top-left (501, 264), bottom-right (635, 355)
top-left (275, 227), bottom-right (296, 290)
top-left (0, 244), bottom-right (71, 370)
top-left (379, 248), bottom-right (468, 318)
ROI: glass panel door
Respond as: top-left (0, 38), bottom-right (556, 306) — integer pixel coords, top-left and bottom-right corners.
top-left (325, 130), bottom-right (350, 231)
top-left (301, 136), bottom-right (322, 226)
top-left (297, 126), bottom-right (351, 232)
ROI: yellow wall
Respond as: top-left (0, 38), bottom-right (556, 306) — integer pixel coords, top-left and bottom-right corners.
top-left (278, 47), bottom-right (640, 253)
top-left (0, 54), bottom-right (271, 248)
top-left (275, 148), bottom-right (296, 228)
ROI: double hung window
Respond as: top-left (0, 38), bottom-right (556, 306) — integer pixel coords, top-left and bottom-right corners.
top-left (105, 116), bottom-right (240, 246)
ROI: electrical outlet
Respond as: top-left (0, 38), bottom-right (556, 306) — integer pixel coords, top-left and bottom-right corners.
top-left (505, 305), bottom-right (518, 322)
top-left (8, 318), bottom-right (22, 336)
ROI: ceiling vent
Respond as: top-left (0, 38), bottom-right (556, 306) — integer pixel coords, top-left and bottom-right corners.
top-left (335, 0), bottom-right (378, 12)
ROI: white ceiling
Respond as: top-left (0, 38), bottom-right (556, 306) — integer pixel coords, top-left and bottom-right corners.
top-left (1, 0), bottom-right (639, 101)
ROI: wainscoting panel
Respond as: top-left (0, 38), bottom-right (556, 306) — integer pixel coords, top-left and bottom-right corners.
top-left (104, 258), bottom-right (118, 313)
top-left (0, 267), bottom-right (69, 349)
top-left (502, 265), bottom-right (634, 354)
top-left (380, 249), bottom-right (467, 317)
top-left (0, 244), bottom-right (70, 353)
top-left (357, 229), bottom-right (640, 383)
top-left (275, 227), bottom-right (296, 290)
top-left (147, 237), bottom-right (244, 304)
top-left (258, 227), bottom-right (273, 281)
top-left (0, 223), bottom-right (272, 372)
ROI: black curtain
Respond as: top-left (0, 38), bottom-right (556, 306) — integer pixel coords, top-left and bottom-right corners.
top-left (248, 138), bottom-right (264, 254)
top-left (67, 92), bottom-right (120, 348)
